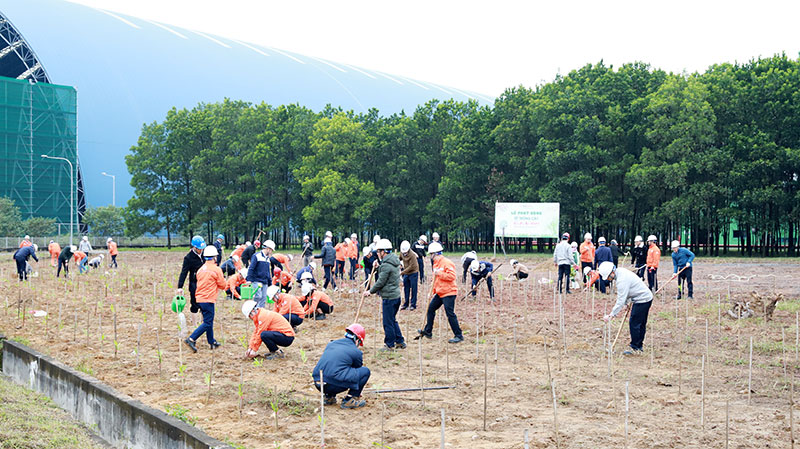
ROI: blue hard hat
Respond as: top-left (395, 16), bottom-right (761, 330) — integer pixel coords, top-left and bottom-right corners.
top-left (217, 234), bottom-right (224, 240)
top-left (191, 235), bottom-right (206, 249)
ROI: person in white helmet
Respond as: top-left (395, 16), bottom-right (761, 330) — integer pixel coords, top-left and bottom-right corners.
top-left (242, 300), bottom-right (295, 360)
top-left (417, 241), bottom-right (463, 343)
top-left (184, 246), bottom-right (227, 353)
top-left (413, 235), bottom-right (427, 282)
top-left (460, 250), bottom-right (477, 283)
top-left (646, 235), bottom-right (661, 292)
top-left (367, 239), bottom-right (406, 350)
top-left (579, 233), bottom-right (595, 283)
top-left (553, 233), bottom-right (573, 294)
top-left (430, 232), bottom-right (440, 275)
top-left (107, 237), bottom-right (118, 268)
top-left (301, 235), bottom-right (314, 267)
top-left (13, 243), bottom-right (38, 281)
top-left (670, 240), bottom-right (695, 299)
top-left (295, 262), bottom-right (317, 285)
top-left (299, 281), bottom-right (334, 319)
top-left (630, 235), bottom-right (647, 279)
top-left (87, 253), bottom-right (105, 270)
top-left (78, 235), bottom-right (93, 254)
top-left (362, 246), bottom-right (377, 285)
top-left (600, 261), bottom-right (654, 355)
top-left (348, 234), bottom-right (359, 280)
top-left (19, 235), bottom-right (32, 249)
top-left (314, 237), bottom-right (337, 291)
top-left (594, 237), bottom-right (612, 293)
top-left (469, 259), bottom-right (495, 300)
top-left (399, 240), bottom-right (419, 310)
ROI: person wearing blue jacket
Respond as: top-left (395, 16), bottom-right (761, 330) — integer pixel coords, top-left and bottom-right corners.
top-left (468, 260), bottom-right (495, 300)
top-left (313, 324), bottom-right (370, 409)
top-left (213, 234), bottom-right (224, 265)
top-left (13, 244), bottom-right (38, 281)
top-left (247, 241), bottom-right (275, 308)
top-left (313, 237), bottom-right (337, 291)
top-left (295, 262), bottom-right (316, 285)
top-left (670, 240), bottom-right (695, 299)
top-left (594, 237), bottom-right (613, 293)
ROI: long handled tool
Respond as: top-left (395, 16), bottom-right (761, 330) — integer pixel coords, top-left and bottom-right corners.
top-left (353, 264), bottom-right (378, 323)
top-left (654, 265), bottom-right (690, 295)
top-left (610, 305), bottom-right (631, 353)
top-left (458, 264), bottom-right (504, 302)
top-left (364, 386), bottom-right (455, 394)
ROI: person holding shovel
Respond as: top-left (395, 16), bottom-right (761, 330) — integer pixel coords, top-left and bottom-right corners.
top-left (600, 261), bottom-right (654, 355)
top-left (184, 245), bottom-right (227, 353)
top-left (367, 238), bottom-right (406, 351)
top-left (313, 324), bottom-right (370, 408)
top-left (417, 241), bottom-right (464, 343)
top-left (469, 259), bottom-right (495, 300)
top-left (646, 235), bottom-right (661, 292)
top-left (630, 235), bottom-right (647, 279)
top-left (57, 245), bottom-right (76, 278)
top-left (314, 237), bottom-right (337, 291)
top-left (399, 240), bottom-right (419, 311)
top-left (243, 300), bottom-right (295, 360)
top-left (670, 240), bottom-right (695, 299)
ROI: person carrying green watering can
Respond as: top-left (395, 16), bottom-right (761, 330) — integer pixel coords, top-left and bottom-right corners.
top-left (184, 245), bottom-right (227, 353)
top-left (176, 235), bottom-right (207, 314)
top-left (171, 295), bottom-right (188, 338)
top-left (246, 240), bottom-right (276, 309)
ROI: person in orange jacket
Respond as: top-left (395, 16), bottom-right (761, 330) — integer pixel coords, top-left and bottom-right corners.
top-left (106, 237), bottom-right (119, 268)
top-left (416, 241), bottom-right (463, 343)
top-left (19, 235), bottom-right (32, 248)
top-left (579, 233), bottom-right (595, 283)
top-left (226, 269), bottom-right (248, 299)
top-left (48, 240), bottom-right (61, 267)
top-left (645, 235), bottom-right (661, 292)
top-left (267, 285), bottom-right (305, 328)
top-left (73, 250), bottom-right (88, 274)
top-left (347, 235), bottom-right (359, 280)
top-left (271, 253), bottom-right (294, 274)
top-left (184, 246), bottom-right (227, 353)
top-left (232, 243), bottom-right (246, 259)
top-left (299, 281), bottom-right (334, 319)
top-left (272, 267), bottom-right (293, 293)
top-left (242, 300), bottom-right (295, 360)
top-left (334, 239), bottom-right (348, 280)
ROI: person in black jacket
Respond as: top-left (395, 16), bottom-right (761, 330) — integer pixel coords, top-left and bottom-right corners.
top-left (241, 240), bottom-right (260, 268)
top-left (412, 235), bottom-right (427, 282)
top-left (313, 324), bottom-right (370, 409)
top-left (213, 234), bottom-right (224, 265)
top-left (314, 237), bottom-right (337, 291)
top-left (630, 235), bottom-right (647, 279)
top-left (57, 245), bottom-right (76, 278)
top-left (176, 236), bottom-right (206, 313)
top-left (609, 239), bottom-right (623, 267)
top-left (301, 235), bottom-right (313, 267)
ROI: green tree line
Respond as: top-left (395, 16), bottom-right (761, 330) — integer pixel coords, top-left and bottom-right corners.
top-left (126, 55), bottom-right (800, 256)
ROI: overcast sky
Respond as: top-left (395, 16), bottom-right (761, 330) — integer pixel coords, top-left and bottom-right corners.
top-left (69, 0), bottom-right (800, 97)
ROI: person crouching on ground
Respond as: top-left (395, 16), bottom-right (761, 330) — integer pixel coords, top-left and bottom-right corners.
top-left (88, 254), bottom-right (104, 270)
top-left (600, 261), bottom-right (654, 355)
top-left (367, 238), bottom-right (406, 351)
top-left (313, 324), bottom-right (370, 409)
top-left (226, 269), bottom-right (248, 299)
top-left (300, 281), bottom-right (334, 320)
top-left (184, 245), bottom-right (226, 353)
top-left (509, 259), bottom-right (529, 281)
top-left (268, 285), bottom-right (305, 329)
top-left (243, 300), bottom-right (295, 360)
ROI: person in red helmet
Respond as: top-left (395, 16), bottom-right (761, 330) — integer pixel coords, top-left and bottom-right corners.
top-left (313, 324), bottom-right (370, 408)
top-left (272, 267), bottom-right (293, 293)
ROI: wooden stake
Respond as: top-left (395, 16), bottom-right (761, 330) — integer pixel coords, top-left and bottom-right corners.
top-left (136, 323), bottom-right (141, 367)
top-left (783, 327), bottom-right (787, 378)
top-left (513, 323), bottom-right (517, 369)
top-left (523, 429), bottom-right (530, 449)
top-left (725, 399), bottom-right (730, 449)
top-left (624, 381), bottom-right (629, 449)
top-left (494, 335), bottom-right (498, 388)
top-left (320, 369), bottom-right (325, 447)
top-left (791, 380), bottom-right (795, 449)
top-left (239, 365), bottom-right (244, 419)
top-left (705, 319), bottom-right (710, 373)
top-left (748, 336), bottom-right (753, 405)
top-left (701, 355), bottom-right (705, 429)
top-left (440, 408), bottom-right (445, 449)
top-left (483, 350), bottom-right (488, 431)
top-left (544, 336), bottom-right (552, 385)
top-left (418, 336), bottom-right (425, 407)
top-left (550, 379), bottom-right (561, 449)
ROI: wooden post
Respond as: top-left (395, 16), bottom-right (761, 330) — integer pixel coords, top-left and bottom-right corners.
top-left (418, 336), bottom-right (425, 407)
top-left (791, 380), bottom-right (795, 449)
top-left (701, 355), bottom-right (705, 429)
top-left (483, 350), bottom-right (488, 431)
top-left (320, 369), bottom-right (325, 447)
top-left (136, 323), bottom-right (141, 368)
top-left (440, 408), bottom-right (446, 449)
top-left (748, 336), bottom-right (753, 405)
top-left (550, 379), bottom-right (561, 449)
top-left (725, 399), bottom-right (730, 449)
top-left (624, 381), bottom-right (629, 449)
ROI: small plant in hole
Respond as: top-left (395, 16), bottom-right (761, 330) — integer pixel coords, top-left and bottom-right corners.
top-left (75, 358), bottom-right (94, 376)
top-left (164, 404), bottom-right (197, 426)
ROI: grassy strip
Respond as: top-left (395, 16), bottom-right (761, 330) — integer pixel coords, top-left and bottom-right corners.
top-left (0, 375), bottom-right (105, 449)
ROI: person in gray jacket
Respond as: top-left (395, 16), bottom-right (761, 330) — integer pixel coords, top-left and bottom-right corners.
top-left (600, 261), bottom-right (654, 355)
top-left (553, 233), bottom-right (573, 294)
top-left (367, 238), bottom-right (406, 351)
top-left (78, 235), bottom-right (93, 254)
top-left (314, 237), bottom-right (337, 291)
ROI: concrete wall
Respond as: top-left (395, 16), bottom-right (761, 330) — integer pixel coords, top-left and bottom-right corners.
top-left (2, 339), bottom-right (232, 449)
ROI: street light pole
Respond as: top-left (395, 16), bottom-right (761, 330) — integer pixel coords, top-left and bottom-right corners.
top-left (41, 154), bottom-right (74, 246)
top-left (101, 172), bottom-right (116, 207)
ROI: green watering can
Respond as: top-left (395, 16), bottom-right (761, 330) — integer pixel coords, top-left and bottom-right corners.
top-left (171, 295), bottom-right (186, 313)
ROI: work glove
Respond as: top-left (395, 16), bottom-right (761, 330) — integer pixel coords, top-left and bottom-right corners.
top-left (245, 349), bottom-right (257, 359)
top-left (603, 314), bottom-right (613, 322)
top-left (685, 262), bottom-right (691, 267)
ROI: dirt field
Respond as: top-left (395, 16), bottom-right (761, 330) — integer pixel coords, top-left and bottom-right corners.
top-left (1, 251), bottom-right (799, 448)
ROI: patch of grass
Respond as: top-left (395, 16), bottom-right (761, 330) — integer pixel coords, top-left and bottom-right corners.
top-left (164, 404), bottom-right (197, 426)
top-left (249, 387), bottom-right (314, 416)
top-left (75, 358), bottom-right (94, 376)
top-left (695, 304), bottom-right (719, 316)
top-left (224, 438), bottom-right (251, 449)
top-left (656, 311), bottom-right (675, 321)
top-left (0, 375), bottom-right (104, 448)
top-left (10, 336), bottom-right (30, 346)
top-left (753, 340), bottom-right (788, 354)
top-left (776, 299), bottom-right (800, 313)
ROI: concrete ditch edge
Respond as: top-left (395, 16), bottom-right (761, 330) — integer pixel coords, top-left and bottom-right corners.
top-left (1, 340), bottom-right (233, 449)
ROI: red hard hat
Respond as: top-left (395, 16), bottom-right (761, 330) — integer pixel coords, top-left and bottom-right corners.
top-left (254, 240), bottom-right (261, 247)
top-left (345, 324), bottom-right (366, 346)
top-left (273, 267), bottom-right (281, 276)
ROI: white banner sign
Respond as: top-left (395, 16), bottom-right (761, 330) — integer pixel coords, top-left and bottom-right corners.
top-left (494, 202), bottom-right (560, 238)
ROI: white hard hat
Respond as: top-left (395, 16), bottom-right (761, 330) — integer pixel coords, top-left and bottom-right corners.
top-left (598, 237), bottom-right (606, 244)
top-left (671, 240), bottom-right (680, 249)
top-left (634, 235), bottom-right (643, 242)
top-left (70, 245), bottom-right (77, 252)
top-left (266, 285), bottom-right (280, 301)
top-left (325, 231), bottom-right (333, 238)
top-left (33, 244), bottom-right (39, 252)
top-left (287, 254), bottom-right (293, 261)
top-left (373, 235), bottom-right (381, 243)
top-left (598, 261), bottom-right (615, 280)
top-left (419, 235), bottom-right (427, 242)
top-left (24, 235), bottom-right (30, 240)
top-left (99, 254), bottom-right (104, 259)
top-left (82, 236), bottom-right (88, 241)
top-left (245, 241), bottom-right (251, 246)
top-left (375, 238), bottom-right (392, 251)
top-left (583, 266), bottom-right (592, 276)
top-left (584, 233), bottom-right (592, 240)
top-left (432, 232), bottom-right (440, 239)
top-left (239, 268), bottom-right (248, 278)
top-left (647, 235), bottom-right (657, 242)
top-left (265, 240), bottom-right (276, 250)
top-left (232, 254), bottom-right (240, 262)
top-left (400, 240), bottom-right (411, 253)
top-left (469, 260), bottom-right (480, 274)
top-left (203, 246), bottom-right (219, 258)
top-left (309, 261), bottom-right (316, 270)
top-left (241, 300), bottom-right (257, 318)
top-left (301, 271), bottom-right (314, 281)
top-left (510, 259), bottom-right (518, 266)
top-left (107, 237), bottom-right (113, 243)
top-left (345, 238), bottom-right (351, 244)
top-left (301, 282), bottom-right (313, 296)
top-left (571, 241), bottom-right (578, 248)
top-left (350, 233), bottom-right (357, 239)
top-left (324, 237), bottom-right (332, 243)
top-left (303, 235), bottom-right (309, 241)
top-left (428, 241), bottom-right (443, 253)
top-left (363, 247), bottom-right (371, 256)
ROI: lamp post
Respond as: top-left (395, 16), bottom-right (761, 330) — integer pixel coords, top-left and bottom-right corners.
top-left (101, 172), bottom-right (116, 207)
top-left (41, 154), bottom-right (74, 246)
